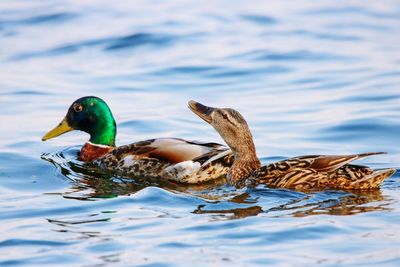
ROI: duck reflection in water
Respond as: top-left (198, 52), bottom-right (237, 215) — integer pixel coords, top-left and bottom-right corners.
top-left (192, 188), bottom-right (390, 219)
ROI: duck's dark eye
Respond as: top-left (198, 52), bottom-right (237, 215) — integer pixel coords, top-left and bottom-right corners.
top-left (221, 113), bottom-right (235, 124)
top-left (73, 103), bottom-right (84, 112)
top-left (220, 111), bottom-right (240, 126)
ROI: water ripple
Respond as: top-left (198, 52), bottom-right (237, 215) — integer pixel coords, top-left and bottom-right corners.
top-left (0, 12), bottom-right (77, 26)
top-left (105, 33), bottom-right (174, 51)
top-left (254, 50), bottom-right (359, 62)
top-left (11, 32), bottom-right (178, 60)
top-left (240, 14), bottom-right (277, 25)
top-left (305, 6), bottom-right (400, 20)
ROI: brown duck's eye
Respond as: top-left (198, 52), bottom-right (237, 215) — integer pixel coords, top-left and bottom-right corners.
top-left (73, 103), bottom-right (84, 112)
top-left (221, 113), bottom-right (235, 125)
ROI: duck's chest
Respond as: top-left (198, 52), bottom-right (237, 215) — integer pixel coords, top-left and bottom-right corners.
top-left (80, 142), bottom-right (114, 162)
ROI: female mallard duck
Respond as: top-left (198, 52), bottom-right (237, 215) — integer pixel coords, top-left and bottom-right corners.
top-left (188, 100), bottom-right (396, 190)
top-left (42, 96), bottom-right (233, 183)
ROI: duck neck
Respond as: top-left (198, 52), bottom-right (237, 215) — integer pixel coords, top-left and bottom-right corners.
top-left (228, 145), bottom-right (261, 187)
top-left (89, 117), bottom-right (116, 147)
top-left (83, 116), bottom-right (116, 161)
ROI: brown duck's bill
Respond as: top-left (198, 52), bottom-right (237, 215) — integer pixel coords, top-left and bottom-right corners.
top-left (188, 100), bottom-right (214, 123)
top-left (42, 117), bottom-right (74, 141)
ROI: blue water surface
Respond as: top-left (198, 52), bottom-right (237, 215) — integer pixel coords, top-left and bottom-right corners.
top-left (1, 0), bottom-right (400, 266)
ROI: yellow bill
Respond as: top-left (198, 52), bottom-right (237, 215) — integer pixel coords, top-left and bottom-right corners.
top-left (42, 117), bottom-right (74, 141)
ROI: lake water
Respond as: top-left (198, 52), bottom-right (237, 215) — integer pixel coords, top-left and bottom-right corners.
top-left (1, 0), bottom-right (400, 266)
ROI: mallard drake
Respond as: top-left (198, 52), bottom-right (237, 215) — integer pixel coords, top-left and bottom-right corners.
top-left (188, 100), bottom-right (396, 190)
top-left (42, 96), bottom-right (233, 183)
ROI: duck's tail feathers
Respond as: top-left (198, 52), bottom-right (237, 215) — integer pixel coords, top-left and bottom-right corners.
top-left (351, 168), bottom-right (396, 189)
top-left (354, 152), bottom-right (387, 158)
top-left (303, 152), bottom-right (387, 173)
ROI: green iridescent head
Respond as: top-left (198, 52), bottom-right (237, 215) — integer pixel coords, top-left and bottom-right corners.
top-left (42, 96), bottom-right (117, 146)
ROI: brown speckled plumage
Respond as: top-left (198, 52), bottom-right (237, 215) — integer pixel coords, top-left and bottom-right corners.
top-left (246, 153), bottom-right (396, 190)
top-left (94, 138), bottom-right (233, 183)
top-left (188, 100), bottom-right (396, 190)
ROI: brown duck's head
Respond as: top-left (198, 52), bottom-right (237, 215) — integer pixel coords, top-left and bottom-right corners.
top-left (188, 100), bottom-right (261, 187)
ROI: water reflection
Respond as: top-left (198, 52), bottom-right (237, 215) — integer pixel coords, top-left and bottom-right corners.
top-left (191, 189), bottom-right (389, 219)
top-left (193, 204), bottom-right (264, 219)
top-left (266, 189), bottom-right (389, 217)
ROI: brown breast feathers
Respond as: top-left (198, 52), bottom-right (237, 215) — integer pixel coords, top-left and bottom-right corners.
top-left (80, 142), bottom-right (114, 162)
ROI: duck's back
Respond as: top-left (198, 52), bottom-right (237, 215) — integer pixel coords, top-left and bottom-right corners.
top-left (95, 138), bottom-right (233, 183)
top-left (253, 152), bottom-right (395, 190)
